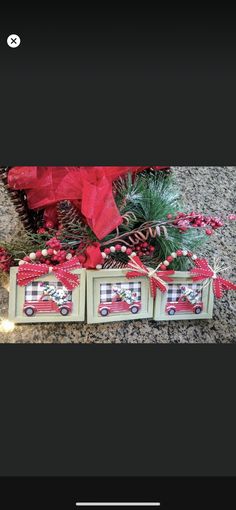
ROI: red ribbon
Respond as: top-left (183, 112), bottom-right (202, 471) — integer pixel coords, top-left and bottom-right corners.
top-left (190, 258), bottom-right (236, 299)
top-left (8, 166), bottom-right (169, 239)
top-left (17, 257), bottom-right (82, 290)
top-left (126, 255), bottom-right (175, 298)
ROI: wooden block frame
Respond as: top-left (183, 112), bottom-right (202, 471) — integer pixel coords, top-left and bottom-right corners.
top-left (86, 269), bottom-right (154, 324)
top-left (8, 267), bottom-right (86, 323)
top-left (153, 271), bottom-right (214, 321)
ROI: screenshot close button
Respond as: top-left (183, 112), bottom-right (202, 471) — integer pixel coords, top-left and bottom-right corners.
top-left (7, 34), bottom-right (21, 48)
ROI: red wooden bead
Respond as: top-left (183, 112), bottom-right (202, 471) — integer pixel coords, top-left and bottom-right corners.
top-left (167, 213), bottom-right (172, 219)
top-left (115, 244), bottom-right (122, 251)
top-left (47, 248), bottom-right (54, 256)
top-left (35, 251), bottom-right (42, 259)
top-left (104, 248), bottom-right (111, 255)
top-left (166, 255), bottom-right (174, 262)
top-left (160, 264), bottom-right (167, 271)
top-left (126, 248), bottom-right (132, 255)
top-left (150, 246), bottom-right (155, 252)
top-left (176, 250), bottom-right (183, 256)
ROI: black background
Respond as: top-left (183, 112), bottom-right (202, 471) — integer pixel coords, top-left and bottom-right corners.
top-left (0, 4), bottom-right (236, 508)
top-left (0, 6), bottom-right (236, 163)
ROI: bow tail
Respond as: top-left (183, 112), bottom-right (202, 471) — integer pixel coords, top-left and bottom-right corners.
top-left (221, 277), bottom-right (236, 292)
top-left (213, 278), bottom-right (223, 299)
top-left (54, 268), bottom-right (80, 290)
top-left (154, 278), bottom-right (167, 294)
top-left (126, 270), bottom-right (144, 279)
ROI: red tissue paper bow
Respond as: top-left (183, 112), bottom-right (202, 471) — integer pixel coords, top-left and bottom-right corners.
top-left (190, 258), bottom-right (236, 299)
top-left (126, 255), bottom-right (175, 298)
top-left (8, 166), bottom-right (169, 240)
top-left (17, 257), bottom-right (82, 290)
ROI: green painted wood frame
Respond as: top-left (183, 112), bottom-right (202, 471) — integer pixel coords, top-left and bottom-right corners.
top-left (86, 268), bottom-right (154, 324)
top-left (153, 271), bottom-right (214, 321)
top-left (8, 267), bottom-right (86, 323)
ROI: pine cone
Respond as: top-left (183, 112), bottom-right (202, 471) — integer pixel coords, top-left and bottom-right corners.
top-left (57, 200), bottom-right (83, 232)
top-left (0, 166), bottom-right (40, 232)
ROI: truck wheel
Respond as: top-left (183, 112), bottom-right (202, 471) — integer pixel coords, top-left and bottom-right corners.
top-left (60, 307), bottom-right (69, 316)
top-left (195, 306), bottom-right (202, 314)
top-left (100, 308), bottom-right (109, 316)
top-left (24, 307), bottom-right (35, 317)
top-left (131, 305), bottom-right (139, 314)
top-left (168, 308), bottom-right (176, 316)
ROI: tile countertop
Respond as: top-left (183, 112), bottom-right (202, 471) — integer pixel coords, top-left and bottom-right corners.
top-left (0, 167), bottom-right (236, 343)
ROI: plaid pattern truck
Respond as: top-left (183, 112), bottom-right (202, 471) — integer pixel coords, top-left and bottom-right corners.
top-left (167, 283), bottom-right (202, 302)
top-left (100, 281), bottom-right (141, 303)
top-left (25, 281), bottom-right (73, 301)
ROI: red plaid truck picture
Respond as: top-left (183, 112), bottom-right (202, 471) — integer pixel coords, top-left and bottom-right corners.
top-left (166, 285), bottom-right (203, 316)
top-left (23, 282), bottom-right (73, 317)
top-left (98, 283), bottom-right (142, 317)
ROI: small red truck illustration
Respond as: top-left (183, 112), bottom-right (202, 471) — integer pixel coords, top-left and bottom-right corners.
top-left (23, 296), bottom-right (73, 317)
top-left (165, 294), bottom-right (203, 316)
top-left (98, 300), bottom-right (141, 317)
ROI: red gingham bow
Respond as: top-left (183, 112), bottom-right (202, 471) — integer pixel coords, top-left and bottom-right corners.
top-left (190, 258), bottom-right (236, 299)
top-left (17, 257), bottom-right (82, 290)
top-left (126, 255), bottom-right (175, 298)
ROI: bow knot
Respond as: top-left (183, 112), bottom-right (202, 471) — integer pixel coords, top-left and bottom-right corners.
top-left (190, 258), bottom-right (236, 299)
top-left (126, 255), bottom-right (174, 298)
top-left (17, 256), bottom-right (82, 290)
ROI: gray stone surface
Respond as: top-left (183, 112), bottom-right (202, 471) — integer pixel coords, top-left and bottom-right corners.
top-left (0, 167), bottom-right (235, 343)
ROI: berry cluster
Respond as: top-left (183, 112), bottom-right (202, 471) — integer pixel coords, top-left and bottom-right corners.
top-left (135, 241), bottom-right (155, 258)
top-left (19, 236), bottom-right (76, 266)
top-left (0, 247), bottom-right (12, 272)
top-left (167, 212), bottom-right (224, 236)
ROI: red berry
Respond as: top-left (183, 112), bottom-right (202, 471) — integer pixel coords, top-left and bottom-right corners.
top-left (187, 251), bottom-right (193, 257)
top-left (35, 250), bottom-right (42, 259)
top-left (45, 221), bottom-right (54, 229)
top-left (167, 213), bottom-right (172, 219)
top-left (104, 248), bottom-right (111, 255)
top-left (176, 250), bottom-right (183, 256)
top-left (160, 264), bottom-right (167, 271)
top-left (126, 248), bottom-right (132, 255)
top-left (167, 255), bottom-right (174, 262)
top-left (206, 229), bottom-right (213, 235)
top-left (37, 227), bottom-right (46, 234)
top-left (47, 248), bottom-right (53, 256)
top-left (150, 246), bottom-right (155, 252)
top-left (142, 242), bottom-right (148, 248)
top-left (115, 244), bottom-right (122, 251)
